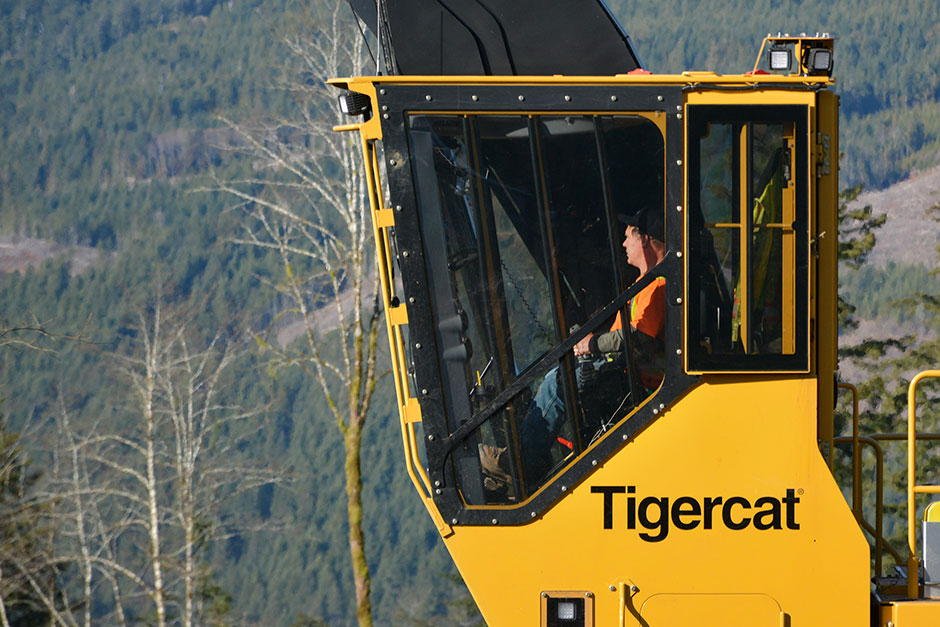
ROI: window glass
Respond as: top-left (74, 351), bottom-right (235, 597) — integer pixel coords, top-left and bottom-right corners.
top-left (407, 113), bottom-right (666, 504)
top-left (687, 108), bottom-right (805, 371)
top-left (476, 116), bottom-right (559, 373)
top-left (748, 123), bottom-right (786, 354)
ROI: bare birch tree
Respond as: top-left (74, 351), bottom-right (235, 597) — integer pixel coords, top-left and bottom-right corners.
top-left (210, 5), bottom-right (381, 625)
top-left (0, 413), bottom-right (63, 626)
top-left (40, 302), bottom-right (280, 626)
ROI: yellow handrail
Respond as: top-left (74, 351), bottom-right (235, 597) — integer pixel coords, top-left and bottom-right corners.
top-left (358, 135), bottom-right (452, 536)
top-left (907, 370), bottom-right (940, 599)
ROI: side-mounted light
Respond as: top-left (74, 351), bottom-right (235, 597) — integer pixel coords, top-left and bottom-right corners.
top-left (338, 91), bottom-right (373, 120)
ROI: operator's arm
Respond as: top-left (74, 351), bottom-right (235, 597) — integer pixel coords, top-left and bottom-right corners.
top-left (588, 278), bottom-right (666, 355)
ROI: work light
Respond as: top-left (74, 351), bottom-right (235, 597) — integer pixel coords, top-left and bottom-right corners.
top-left (546, 596), bottom-right (585, 626)
top-left (338, 91), bottom-right (372, 118)
top-left (769, 46), bottom-right (791, 71)
top-left (805, 47), bottom-right (833, 75)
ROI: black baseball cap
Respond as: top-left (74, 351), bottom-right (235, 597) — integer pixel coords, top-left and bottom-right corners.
top-left (617, 207), bottom-right (664, 243)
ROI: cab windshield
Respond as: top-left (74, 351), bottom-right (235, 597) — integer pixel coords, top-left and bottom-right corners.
top-left (407, 113), bottom-right (666, 504)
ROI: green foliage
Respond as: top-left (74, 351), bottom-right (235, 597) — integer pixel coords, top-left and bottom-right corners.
top-left (837, 184), bottom-right (887, 330)
top-left (838, 185), bottom-right (887, 269)
top-left (0, 404), bottom-right (56, 624)
top-left (611, 0), bottom-right (940, 189)
top-left (837, 200), bottom-right (940, 569)
top-left (841, 261), bottom-right (940, 323)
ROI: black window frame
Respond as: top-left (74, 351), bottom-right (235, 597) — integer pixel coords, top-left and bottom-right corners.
top-left (686, 104), bottom-right (810, 373)
top-left (376, 83), bottom-right (696, 525)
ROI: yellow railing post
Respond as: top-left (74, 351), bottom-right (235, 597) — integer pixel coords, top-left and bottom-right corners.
top-left (907, 370), bottom-right (940, 599)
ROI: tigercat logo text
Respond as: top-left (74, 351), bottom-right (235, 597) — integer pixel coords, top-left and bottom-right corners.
top-left (590, 486), bottom-right (800, 542)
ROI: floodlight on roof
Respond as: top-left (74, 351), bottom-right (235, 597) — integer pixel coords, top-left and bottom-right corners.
top-left (769, 46), bottom-right (792, 71)
top-left (805, 47), bottom-right (833, 75)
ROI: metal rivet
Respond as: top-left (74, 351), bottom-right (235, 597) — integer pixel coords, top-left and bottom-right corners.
top-left (452, 518), bottom-right (458, 524)
top-left (564, 95), bottom-right (571, 102)
top-left (631, 585), bottom-right (638, 593)
top-left (657, 95), bottom-right (664, 102)
top-left (611, 95), bottom-right (618, 102)
top-left (676, 159), bottom-right (683, 166)
top-left (659, 403), bottom-right (665, 410)
top-left (492, 518), bottom-right (498, 525)
top-left (434, 480), bottom-right (441, 487)
top-left (408, 297), bottom-right (415, 303)
top-left (541, 592), bottom-right (549, 598)
top-left (415, 342), bottom-right (421, 349)
top-left (676, 297), bottom-right (683, 304)
top-left (421, 388), bottom-right (428, 395)
top-left (609, 585), bottom-right (616, 591)
top-left (381, 105), bottom-right (388, 111)
top-left (561, 485), bottom-right (567, 492)
top-left (676, 251), bottom-right (683, 258)
top-left (622, 433), bottom-right (628, 440)
top-left (395, 204), bottom-right (402, 211)
top-left (531, 511), bottom-right (537, 518)
top-left (518, 95), bottom-right (525, 101)
top-left (653, 408), bottom-right (658, 415)
top-left (427, 434), bottom-right (434, 441)
top-left (471, 94), bottom-right (479, 101)
top-left (425, 95), bottom-right (432, 101)
top-left (379, 89), bottom-right (386, 95)
top-left (676, 113), bottom-right (683, 119)
top-left (435, 489), bottom-right (441, 495)
top-left (389, 159), bottom-right (397, 165)
top-left (676, 348), bottom-right (682, 355)
top-left (676, 205), bottom-right (683, 212)
top-left (401, 251), bottom-right (409, 257)
top-left (382, 113), bottom-right (389, 119)
top-left (676, 105), bottom-right (682, 111)
top-left (592, 460), bottom-right (598, 466)
top-left (585, 592), bottom-right (592, 598)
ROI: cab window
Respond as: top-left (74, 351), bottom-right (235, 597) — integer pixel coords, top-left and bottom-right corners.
top-left (686, 106), bottom-right (808, 372)
top-left (407, 113), bottom-right (665, 504)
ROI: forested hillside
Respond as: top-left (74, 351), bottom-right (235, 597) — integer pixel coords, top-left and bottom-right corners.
top-left (1, 1), bottom-right (939, 624)
top-left (612, 0), bottom-right (940, 189)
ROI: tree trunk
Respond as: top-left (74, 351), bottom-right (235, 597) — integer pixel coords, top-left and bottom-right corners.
top-left (183, 495), bottom-right (194, 627)
top-left (344, 420), bottom-right (372, 627)
top-left (145, 369), bottom-right (167, 627)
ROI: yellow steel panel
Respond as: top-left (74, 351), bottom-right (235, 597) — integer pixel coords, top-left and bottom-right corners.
top-left (440, 378), bottom-right (868, 626)
top-left (640, 593), bottom-right (782, 626)
top-left (815, 90), bottom-right (839, 468)
top-left (926, 502), bottom-right (940, 522)
top-left (881, 600), bottom-right (940, 626)
top-left (686, 90), bottom-right (818, 107)
top-left (329, 74), bottom-right (833, 88)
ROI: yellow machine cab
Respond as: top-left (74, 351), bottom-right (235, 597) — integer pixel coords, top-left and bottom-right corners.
top-left (332, 3), bottom-right (940, 624)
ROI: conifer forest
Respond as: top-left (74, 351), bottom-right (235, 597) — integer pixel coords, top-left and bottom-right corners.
top-left (1, 1), bottom-right (939, 624)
